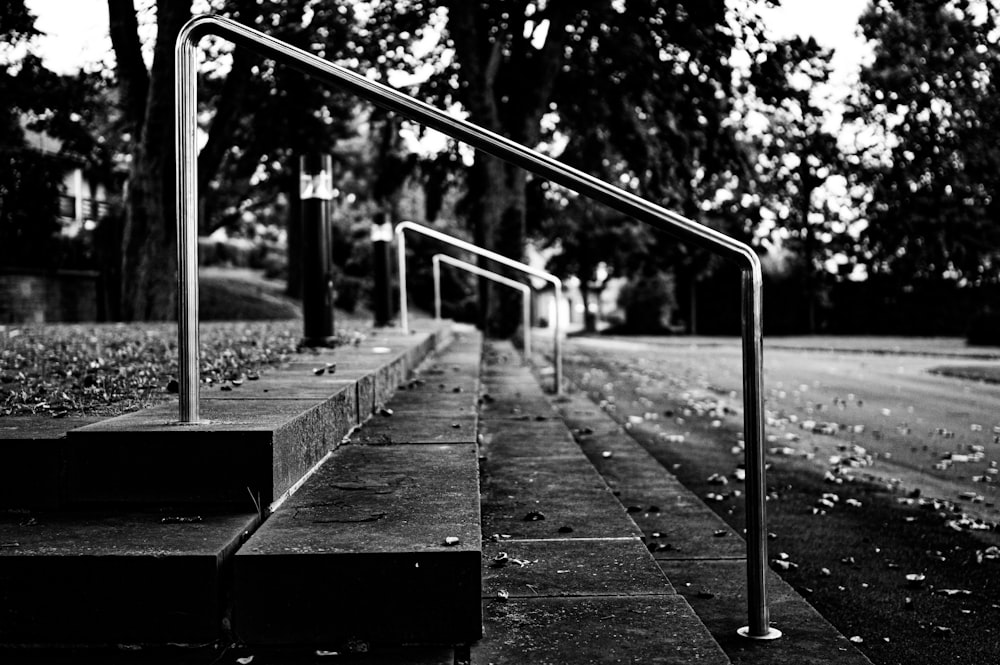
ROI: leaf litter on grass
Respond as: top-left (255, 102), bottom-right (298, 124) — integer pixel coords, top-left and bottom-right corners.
top-left (0, 320), bottom-right (370, 418)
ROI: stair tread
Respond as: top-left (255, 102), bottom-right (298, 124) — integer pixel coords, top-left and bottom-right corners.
top-left (238, 444), bottom-right (481, 555)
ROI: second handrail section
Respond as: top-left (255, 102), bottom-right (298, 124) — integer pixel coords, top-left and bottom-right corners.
top-left (433, 253), bottom-right (534, 359)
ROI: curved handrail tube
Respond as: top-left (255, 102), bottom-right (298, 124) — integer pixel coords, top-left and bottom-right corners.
top-left (433, 254), bottom-right (533, 359)
top-left (396, 221), bottom-right (562, 394)
top-left (174, 14), bottom-right (775, 639)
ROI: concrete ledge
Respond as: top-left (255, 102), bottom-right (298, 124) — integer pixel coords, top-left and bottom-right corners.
top-left (0, 416), bottom-right (101, 510)
top-left (64, 390), bottom-right (355, 507)
top-left (61, 328), bottom-right (447, 508)
top-left (0, 511), bottom-right (257, 646)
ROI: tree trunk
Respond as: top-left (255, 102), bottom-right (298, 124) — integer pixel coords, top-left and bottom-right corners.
top-left (799, 160), bottom-right (818, 334)
top-left (445, 0), bottom-right (576, 337)
top-left (115, 0), bottom-right (191, 321)
top-left (581, 284), bottom-right (597, 333)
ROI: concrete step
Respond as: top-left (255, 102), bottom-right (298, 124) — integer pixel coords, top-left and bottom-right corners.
top-left (0, 510), bottom-right (257, 647)
top-left (60, 328), bottom-right (445, 508)
top-left (0, 415), bottom-right (101, 510)
top-left (231, 332), bottom-right (484, 649)
top-left (0, 324), bottom-right (450, 653)
top-left (472, 341), bottom-right (730, 664)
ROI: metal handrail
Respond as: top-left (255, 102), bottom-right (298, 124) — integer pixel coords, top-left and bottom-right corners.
top-left (396, 221), bottom-right (562, 394)
top-left (433, 254), bottom-right (533, 359)
top-left (174, 14), bottom-right (777, 639)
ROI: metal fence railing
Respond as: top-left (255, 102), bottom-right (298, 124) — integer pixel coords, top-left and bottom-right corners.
top-left (174, 14), bottom-right (778, 639)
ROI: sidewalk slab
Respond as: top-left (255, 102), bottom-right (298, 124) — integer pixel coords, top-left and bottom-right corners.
top-left (475, 596), bottom-right (729, 665)
top-left (478, 420), bottom-right (582, 458)
top-left (483, 537), bottom-right (672, 598)
top-left (350, 412), bottom-right (477, 445)
top-left (480, 456), bottom-right (641, 540)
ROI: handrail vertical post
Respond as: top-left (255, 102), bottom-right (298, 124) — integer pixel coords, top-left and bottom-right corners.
top-left (397, 231), bottom-right (409, 332)
top-left (553, 283), bottom-right (563, 394)
top-left (737, 261), bottom-right (781, 640)
top-left (522, 287), bottom-right (531, 359)
top-left (433, 256), bottom-right (442, 321)
top-left (175, 28), bottom-right (200, 423)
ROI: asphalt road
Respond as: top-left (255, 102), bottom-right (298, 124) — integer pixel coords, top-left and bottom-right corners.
top-left (561, 335), bottom-right (1000, 527)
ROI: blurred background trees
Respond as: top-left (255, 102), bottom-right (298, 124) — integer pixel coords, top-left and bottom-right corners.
top-left (2, 0), bottom-right (999, 342)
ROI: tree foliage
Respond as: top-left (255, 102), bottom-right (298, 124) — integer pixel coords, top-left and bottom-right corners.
top-left (751, 36), bottom-right (846, 330)
top-left (363, 0), bottom-right (769, 335)
top-left (0, 1), bottom-right (108, 269)
top-left (106, 0), bottom-right (371, 320)
top-left (849, 0), bottom-right (1000, 286)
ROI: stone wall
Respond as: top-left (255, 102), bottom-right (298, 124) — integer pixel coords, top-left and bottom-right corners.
top-left (0, 270), bottom-right (101, 323)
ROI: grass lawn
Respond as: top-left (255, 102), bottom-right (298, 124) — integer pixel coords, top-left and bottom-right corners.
top-left (0, 319), bottom-right (372, 419)
top-left (0, 268), bottom-right (374, 418)
top-left (200, 266), bottom-right (302, 321)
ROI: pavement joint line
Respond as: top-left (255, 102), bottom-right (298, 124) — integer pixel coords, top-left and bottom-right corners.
top-left (653, 552), bottom-right (746, 561)
top-left (480, 591), bottom-right (672, 600)
top-left (497, 536), bottom-right (641, 543)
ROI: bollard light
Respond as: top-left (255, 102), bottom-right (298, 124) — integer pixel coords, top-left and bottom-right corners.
top-left (299, 154), bottom-right (336, 347)
top-left (370, 214), bottom-right (394, 327)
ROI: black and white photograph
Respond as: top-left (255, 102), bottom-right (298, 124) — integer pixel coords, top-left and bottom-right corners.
top-left (1, 1), bottom-right (998, 663)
